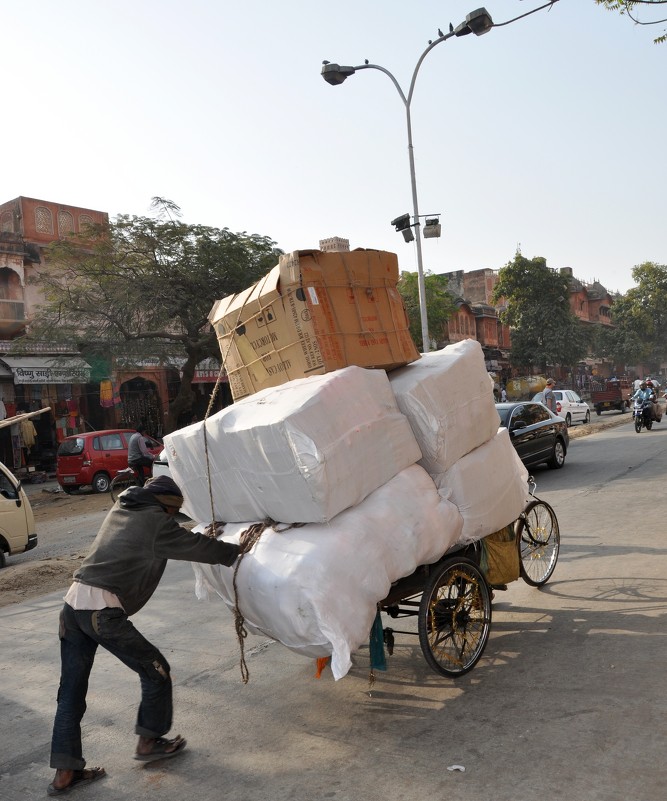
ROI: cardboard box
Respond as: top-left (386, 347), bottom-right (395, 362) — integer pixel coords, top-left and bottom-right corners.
top-left (209, 249), bottom-right (420, 400)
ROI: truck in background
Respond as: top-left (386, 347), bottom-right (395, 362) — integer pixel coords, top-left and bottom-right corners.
top-left (590, 378), bottom-right (631, 416)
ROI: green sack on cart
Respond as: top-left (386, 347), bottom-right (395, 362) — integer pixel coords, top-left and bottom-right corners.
top-left (480, 525), bottom-right (520, 586)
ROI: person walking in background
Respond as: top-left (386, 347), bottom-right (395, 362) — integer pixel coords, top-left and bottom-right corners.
top-left (543, 379), bottom-right (556, 413)
top-left (127, 425), bottom-right (155, 487)
top-left (500, 386), bottom-right (508, 402)
top-left (47, 476), bottom-right (242, 796)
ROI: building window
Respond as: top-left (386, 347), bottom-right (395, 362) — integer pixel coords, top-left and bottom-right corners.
top-left (79, 214), bottom-right (94, 231)
top-left (35, 206), bottom-right (54, 234)
top-left (58, 210), bottom-right (74, 236)
top-left (0, 211), bottom-right (13, 232)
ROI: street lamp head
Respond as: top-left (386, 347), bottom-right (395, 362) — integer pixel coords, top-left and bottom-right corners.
top-left (321, 63), bottom-right (356, 85)
top-left (454, 7), bottom-right (494, 37)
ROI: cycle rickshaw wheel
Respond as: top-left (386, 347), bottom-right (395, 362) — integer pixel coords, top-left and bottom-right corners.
top-left (515, 499), bottom-right (560, 587)
top-left (417, 556), bottom-right (492, 677)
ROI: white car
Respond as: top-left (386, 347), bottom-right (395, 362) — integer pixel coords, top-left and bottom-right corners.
top-left (152, 451), bottom-right (172, 479)
top-left (532, 389), bottom-right (591, 427)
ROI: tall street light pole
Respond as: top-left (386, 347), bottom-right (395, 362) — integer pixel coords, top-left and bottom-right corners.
top-left (321, 8), bottom-right (494, 353)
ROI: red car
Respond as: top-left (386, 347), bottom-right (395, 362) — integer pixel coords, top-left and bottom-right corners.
top-left (56, 429), bottom-right (163, 494)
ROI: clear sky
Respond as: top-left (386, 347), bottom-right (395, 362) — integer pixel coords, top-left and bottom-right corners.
top-left (3, 0), bottom-right (664, 295)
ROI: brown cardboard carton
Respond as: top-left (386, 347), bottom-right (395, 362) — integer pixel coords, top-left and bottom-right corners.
top-left (209, 249), bottom-right (420, 400)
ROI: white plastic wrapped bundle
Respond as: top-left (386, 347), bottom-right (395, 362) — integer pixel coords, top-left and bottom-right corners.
top-left (192, 464), bottom-right (464, 680)
top-left (163, 365), bottom-right (422, 524)
top-left (434, 427), bottom-right (530, 545)
top-left (388, 339), bottom-right (500, 474)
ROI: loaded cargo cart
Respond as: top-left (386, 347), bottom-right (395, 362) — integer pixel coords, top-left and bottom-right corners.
top-left (190, 470), bottom-right (560, 683)
top-left (590, 379), bottom-right (631, 416)
top-left (378, 480), bottom-right (560, 678)
top-left (168, 273), bottom-right (563, 683)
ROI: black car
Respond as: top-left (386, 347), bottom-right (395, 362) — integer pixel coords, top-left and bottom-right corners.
top-left (496, 402), bottom-right (569, 469)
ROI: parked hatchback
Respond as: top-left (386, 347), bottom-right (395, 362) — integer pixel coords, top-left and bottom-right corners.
top-left (56, 429), bottom-right (163, 494)
top-left (531, 389), bottom-right (591, 426)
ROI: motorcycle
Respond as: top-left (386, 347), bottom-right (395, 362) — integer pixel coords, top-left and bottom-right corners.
top-left (633, 398), bottom-right (653, 433)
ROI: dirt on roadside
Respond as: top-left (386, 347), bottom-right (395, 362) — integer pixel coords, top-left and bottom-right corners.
top-left (0, 490), bottom-right (112, 609)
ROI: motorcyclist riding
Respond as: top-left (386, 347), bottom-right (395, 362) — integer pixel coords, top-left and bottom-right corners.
top-left (631, 381), bottom-right (655, 429)
top-left (632, 381), bottom-right (653, 403)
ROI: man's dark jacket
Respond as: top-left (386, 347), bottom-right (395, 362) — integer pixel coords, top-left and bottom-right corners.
top-left (72, 486), bottom-right (239, 615)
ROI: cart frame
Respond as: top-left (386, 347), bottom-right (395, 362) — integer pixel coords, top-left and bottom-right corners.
top-left (377, 484), bottom-right (560, 678)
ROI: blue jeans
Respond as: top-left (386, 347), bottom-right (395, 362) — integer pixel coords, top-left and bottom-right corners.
top-left (50, 604), bottom-right (173, 770)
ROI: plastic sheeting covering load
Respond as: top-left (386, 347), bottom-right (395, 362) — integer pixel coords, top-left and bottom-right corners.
top-left (163, 365), bottom-right (422, 524)
top-left (192, 464), bottom-right (464, 680)
top-left (435, 427), bottom-right (530, 545)
top-left (388, 339), bottom-right (500, 475)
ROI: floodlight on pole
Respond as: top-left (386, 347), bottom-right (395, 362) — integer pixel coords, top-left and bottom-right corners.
top-left (320, 7), bottom-right (494, 352)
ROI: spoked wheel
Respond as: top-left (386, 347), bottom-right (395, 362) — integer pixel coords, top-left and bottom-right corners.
top-left (516, 499), bottom-right (560, 587)
top-left (417, 556), bottom-right (492, 677)
top-left (110, 471), bottom-right (138, 502)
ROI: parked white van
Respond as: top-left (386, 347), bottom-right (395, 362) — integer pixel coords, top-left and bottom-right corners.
top-left (0, 461), bottom-right (37, 568)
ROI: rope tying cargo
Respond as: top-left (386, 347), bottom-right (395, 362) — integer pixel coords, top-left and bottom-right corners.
top-left (232, 521), bottom-right (269, 683)
top-left (228, 518), bottom-right (305, 683)
top-left (200, 296), bottom-right (303, 682)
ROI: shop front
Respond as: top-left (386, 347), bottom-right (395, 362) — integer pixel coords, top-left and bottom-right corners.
top-left (0, 354), bottom-right (91, 473)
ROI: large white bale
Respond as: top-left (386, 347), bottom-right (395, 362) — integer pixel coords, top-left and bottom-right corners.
top-left (163, 365), bottom-right (422, 524)
top-left (435, 427), bottom-right (529, 545)
top-left (388, 339), bottom-right (500, 474)
top-left (192, 465), bottom-right (463, 680)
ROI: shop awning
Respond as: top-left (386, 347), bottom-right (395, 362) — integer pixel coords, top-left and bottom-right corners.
top-left (0, 356), bottom-right (92, 384)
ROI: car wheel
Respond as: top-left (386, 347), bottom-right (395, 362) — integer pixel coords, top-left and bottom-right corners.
top-left (584, 410), bottom-right (591, 424)
top-left (61, 486), bottom-right (77, 495)
top-left (547, 438), bottom-right (566, 469)
top-left (92, 472), bottom-right (111, 493)
top-left (565, 413), bottom-right (571, 427)
top-left (0, 548), bottom-right (6, 569)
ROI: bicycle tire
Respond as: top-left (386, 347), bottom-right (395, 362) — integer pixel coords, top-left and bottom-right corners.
top-left (110, 473), bottom-right (138, 503)
top-left (516, 499), bottom-right (560, 587)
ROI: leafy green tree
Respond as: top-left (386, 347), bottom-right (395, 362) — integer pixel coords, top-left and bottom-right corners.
top-left (595, 0), bottom-right (667, 44)
top-left (605, 261), bottom-right (667, 370)
top-left (590, 322), bottom-right (646, 368)
top-left (29, 199), bottom-right (281, 431)
top-left (397, 271), bottom-right (457, 350)
top-left (492, 252), bottom-right (589, 372)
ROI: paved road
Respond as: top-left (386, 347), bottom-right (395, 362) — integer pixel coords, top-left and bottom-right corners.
top-left (2, 419), bottom-right (666, 801)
